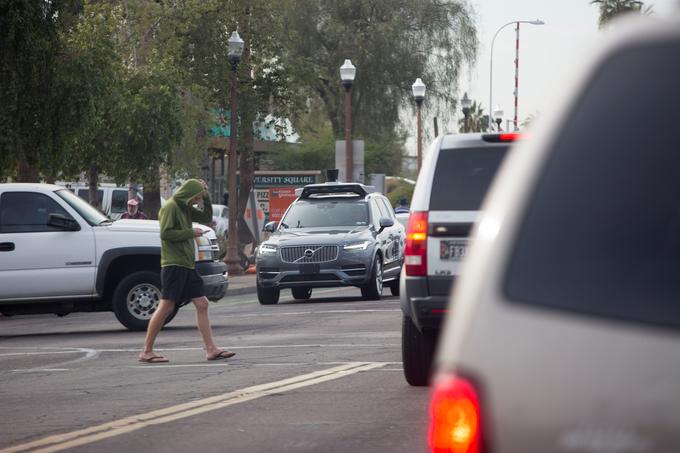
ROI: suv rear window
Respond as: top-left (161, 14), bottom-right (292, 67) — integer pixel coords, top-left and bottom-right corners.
top-left (429, 146), bottom-right (508, 211)
top-left (504, 42), bottom-right (680, 330)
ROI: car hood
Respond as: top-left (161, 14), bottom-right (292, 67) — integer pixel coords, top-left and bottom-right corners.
top-left (106, 219), bottom-right (216, 239)
top-left (267, 226), bottom-right (373, 246)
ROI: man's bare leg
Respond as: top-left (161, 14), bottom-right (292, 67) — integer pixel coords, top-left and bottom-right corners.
top-left (139, 299), bottom-right (176, 361)
top-left (193, 296), bottom-right (235, 360)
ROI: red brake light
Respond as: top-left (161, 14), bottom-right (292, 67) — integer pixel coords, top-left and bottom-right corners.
top-left (482, 132), bottom-right (523, 142)
top-left (405, 211), bottom-right (428, 276)
top-left (429, 374), bottom-right (481, 453)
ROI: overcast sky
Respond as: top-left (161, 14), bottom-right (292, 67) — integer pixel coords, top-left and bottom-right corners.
top-left (458, 0), bottom-right (678, 131)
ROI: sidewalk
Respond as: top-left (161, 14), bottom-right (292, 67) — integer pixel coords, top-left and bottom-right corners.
top-left (225, 269), bottom-right (257, 296)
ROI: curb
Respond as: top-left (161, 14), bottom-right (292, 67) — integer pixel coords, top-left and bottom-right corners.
top-left (225, 286), bottom-right (258, 297)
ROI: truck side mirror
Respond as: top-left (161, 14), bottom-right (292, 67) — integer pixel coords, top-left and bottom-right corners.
top-left (47, 213), bottom-right (80, 231)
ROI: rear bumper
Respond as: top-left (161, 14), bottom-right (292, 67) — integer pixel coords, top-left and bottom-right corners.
top-left (196, 261), bottom-right (229, 301)
top-left (401, 275), bottom-right (454, 332)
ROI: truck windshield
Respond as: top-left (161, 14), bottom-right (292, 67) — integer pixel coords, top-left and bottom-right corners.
top-left (281, 199), bottom-right (369, 228)
top-left (55, 189), bottom-right (111, 226)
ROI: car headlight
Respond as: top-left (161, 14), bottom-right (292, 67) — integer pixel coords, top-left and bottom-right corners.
top-left (259, 243), bottom-right (278, 255)
top-left (344, 241), bottom-right (370, 251)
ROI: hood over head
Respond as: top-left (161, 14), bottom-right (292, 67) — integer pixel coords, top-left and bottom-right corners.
top-left (172, 179), bottom-right (204, 205)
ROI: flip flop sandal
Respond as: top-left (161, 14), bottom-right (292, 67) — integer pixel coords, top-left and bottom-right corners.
top-left (207, 351), bottom-right (236, 361)
top-left (139, 355), bottom-right (169, 363)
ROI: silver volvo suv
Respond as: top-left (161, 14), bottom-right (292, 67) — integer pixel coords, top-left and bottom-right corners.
top-left (255, 181), bottom-right (405, 304)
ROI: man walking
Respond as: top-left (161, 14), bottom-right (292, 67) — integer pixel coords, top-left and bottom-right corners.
top-left (139, 179), bottom-right (235, 363)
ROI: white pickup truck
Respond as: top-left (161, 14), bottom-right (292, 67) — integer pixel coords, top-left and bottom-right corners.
top-left (0, 183), bottom-right (228, 330)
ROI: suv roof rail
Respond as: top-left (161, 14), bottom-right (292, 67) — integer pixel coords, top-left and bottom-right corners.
top-left (296, 182), bottom-right (375, 198)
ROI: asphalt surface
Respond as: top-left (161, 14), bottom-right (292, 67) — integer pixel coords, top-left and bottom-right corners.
top-left (0, 287), bottom-right (430, 453)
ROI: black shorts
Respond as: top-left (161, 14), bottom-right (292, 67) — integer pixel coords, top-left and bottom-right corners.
top-left (161, 266), bottom-right (205, 305)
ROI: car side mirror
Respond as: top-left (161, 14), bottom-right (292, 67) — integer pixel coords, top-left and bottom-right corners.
top-left (378, 217), bottom-right (394, 233)
top-left (263, 221), bottom-right (278, 233)
top-left (47, 213), bottom-right (80, 231)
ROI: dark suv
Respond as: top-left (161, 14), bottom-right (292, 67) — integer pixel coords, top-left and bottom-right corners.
top-left (401, 132), bottom-right (521, 386)
top-left (255, 182), bottom-right (405, 304)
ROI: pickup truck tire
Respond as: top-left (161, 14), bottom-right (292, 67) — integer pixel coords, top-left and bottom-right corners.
top-left (113, 271), bottom-right (173, 331)
top-left (402, 315), bottom-right (436, 386)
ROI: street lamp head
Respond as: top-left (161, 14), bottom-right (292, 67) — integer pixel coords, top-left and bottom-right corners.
top-left (227, 31), bottom-right (245, 66)
top-left (412, 78), bottom-right (426, 103)
top-left (340, 59), bottom-right (356, 88)
top-left (461, 92), bottom-right (472, 110)
top-left (493, 105), bottom-right (504, 122)
top-left (530, 19), bottom-right (545, 25)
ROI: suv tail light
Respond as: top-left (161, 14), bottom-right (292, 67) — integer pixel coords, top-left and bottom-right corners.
top-left (429, 373), bottom-right (481, 453)
top-left (481, 132), bottom-right (523, 142)
top-left (405, 211), bottom-right (428, 276)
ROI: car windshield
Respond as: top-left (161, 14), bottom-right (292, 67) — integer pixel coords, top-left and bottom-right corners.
top-left (281, 199), bottom-right (369, 228)
top-left (430, 146), bottom-right (509, 211)
top-left (55, 188), bottom-right (111, 226)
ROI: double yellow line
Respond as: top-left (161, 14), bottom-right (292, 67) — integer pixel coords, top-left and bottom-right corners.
top-left (2, 362), bottom-right (384, 453)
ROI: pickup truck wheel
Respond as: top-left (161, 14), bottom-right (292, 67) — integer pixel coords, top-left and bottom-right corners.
top-left (402, 315), bottom-right (436, 386)
top-left (112, 271), bottom-right (168, 331)
top-left (291, 287), bottom-right (312, 300)
top-left (360, 256), bottom-right (383, 300)
top-left (257, 284), bottom-right (280, 305)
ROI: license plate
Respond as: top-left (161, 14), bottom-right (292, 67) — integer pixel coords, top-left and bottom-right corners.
top-left (299, 263), bottom-right (320, 274)
top-left (440, 240), bottom-right (467, 261)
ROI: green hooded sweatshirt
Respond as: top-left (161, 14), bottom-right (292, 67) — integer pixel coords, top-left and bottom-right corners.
top-left (159, 179), bottom-right (213, 269)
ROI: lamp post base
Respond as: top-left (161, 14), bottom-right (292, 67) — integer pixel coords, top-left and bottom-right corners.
top-left (224, 248), bottom-right (243, 276)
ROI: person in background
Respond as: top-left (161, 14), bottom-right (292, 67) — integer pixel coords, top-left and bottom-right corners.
top-left (394, 198), bottom-right (410, 214)
top-left (121, 198), bottom-right (148, 219)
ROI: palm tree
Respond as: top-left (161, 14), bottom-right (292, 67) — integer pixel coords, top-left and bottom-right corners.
top-left (457, 101), bottom-right (489, 133)
top-left (590, 0), bottom-right (652, 28)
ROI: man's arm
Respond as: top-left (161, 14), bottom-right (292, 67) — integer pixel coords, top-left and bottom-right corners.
top-left (189, 195), bottom-right (213, 223)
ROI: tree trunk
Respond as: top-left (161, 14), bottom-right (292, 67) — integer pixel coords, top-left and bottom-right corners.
top-left (88, 165), bottom-right (99, 209)
top-left (142, 170), bottom-right (161, 220)
top-left (16, 159), bottom-right (39, 183)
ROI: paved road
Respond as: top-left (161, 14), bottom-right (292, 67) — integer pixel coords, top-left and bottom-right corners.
top-left (0, 287), bottom-right (430, 453)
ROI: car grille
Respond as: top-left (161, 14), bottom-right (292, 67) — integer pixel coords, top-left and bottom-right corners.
top-left (280, 245), bottom-right (339, 263)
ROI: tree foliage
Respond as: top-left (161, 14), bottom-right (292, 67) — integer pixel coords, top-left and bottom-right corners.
top-left (457, 101), bottom-right (489, 133)
top-left (590, 0), bottom-right (652, 28)
top-left (279, 0), bottom-right (477, 140)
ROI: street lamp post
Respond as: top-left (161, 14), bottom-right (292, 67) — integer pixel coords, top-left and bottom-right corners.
top-left (493, 106), bottom-right (504, 131)
top-left (224, 30), bottom-right (245, 275)
top-left (488, 19), bottom-right (544, 131)
top-left (412, 78), bottom-right (426, 172)
top-left (340, 59), bottom-right (356, 182)
top-left (461, 92), bottom-right (472, 133)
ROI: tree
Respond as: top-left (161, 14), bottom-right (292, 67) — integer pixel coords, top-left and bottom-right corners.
top-left (590, 0), bottom-right (652, 28)
top-left (279, 0), bottom-right (477, 142)
top-left (457, 101), bottom-right (489, 133)
top-left (0, 0), bottom-right (84, 182)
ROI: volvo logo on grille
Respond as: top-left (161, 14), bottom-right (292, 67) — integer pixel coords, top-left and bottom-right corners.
top-left (304, 249), bottom-right (315, 258)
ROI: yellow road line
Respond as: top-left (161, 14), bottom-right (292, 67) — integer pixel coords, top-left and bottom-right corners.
top-left (2, 362), bottom-right (384, 453)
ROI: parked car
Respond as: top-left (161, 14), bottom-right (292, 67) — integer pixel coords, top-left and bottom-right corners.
top-left (255, 182), bottom-right (405, 304)
top-left (0, 183), bottom-right (228, 330)
top-left (400, 132), bottom-right (521, 386)
top-left (211, 203), bottom-right (229, 238)
top-left (429, 15), bottom-right (680, 453)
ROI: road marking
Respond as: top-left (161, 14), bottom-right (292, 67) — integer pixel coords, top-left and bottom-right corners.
top-left (224, 308), bottom-right (399, 318)
top-left (1, 362), bottom-right (385, 453)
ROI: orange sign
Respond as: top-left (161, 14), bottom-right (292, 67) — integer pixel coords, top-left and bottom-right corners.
top-left (268, 187), bottom-right (298, 222)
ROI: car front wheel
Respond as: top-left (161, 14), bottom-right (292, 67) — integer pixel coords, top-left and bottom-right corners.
top-left (360, 256), bottom-right (383, 300)
top-left (112, 271), bottom-right (177, 331)
top-left (257, 284), bottom-right (280, 305)
top-left (401, 315), bottom-right (436, 386)
top-left (291, 287), bottom-right (312, 300)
